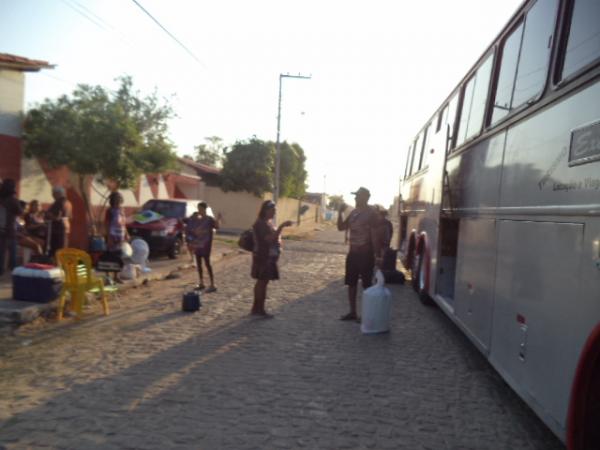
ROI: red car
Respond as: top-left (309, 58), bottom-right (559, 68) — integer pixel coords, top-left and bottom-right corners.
top-left (127, 199), bottom-right (211, 259)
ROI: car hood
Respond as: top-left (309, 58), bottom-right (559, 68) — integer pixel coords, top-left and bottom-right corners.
top-left (127, 211), bottom-right (179, 230)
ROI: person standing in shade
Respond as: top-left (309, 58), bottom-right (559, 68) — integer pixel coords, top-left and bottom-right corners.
top-left (0, 179), bottom-right (24, 276)
top-left (46, 186), bottom-right (73, 257)
top-left (105, 192), bottom-right (129, 252)
top-left (375, 205), bottom-right (393, 251)
top-left (251, 200), bottom-right (293, 317)
top-left (337, 186), bottom-right (382, 322)
top-left (24, 199), bottom-right (47, 244)
top-left (186, 202), bottom-right (221, 293)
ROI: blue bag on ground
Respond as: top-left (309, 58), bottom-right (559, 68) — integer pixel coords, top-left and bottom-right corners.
top-left (182, 289), bottom-right (201, 312)
top-left (361, 270), bottom-right (392, 334)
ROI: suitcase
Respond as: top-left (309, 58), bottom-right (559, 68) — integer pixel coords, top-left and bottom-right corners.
top-left (12, 266), bottom-right (63, 303)
top-left (96, 251), bottom-right (124, 272)
top-left (383, 269), bottom-right (405, 284)
top-left (182, 289), bottom-right (201, 312)
top-left (382, 248), bottom-right (398, 272)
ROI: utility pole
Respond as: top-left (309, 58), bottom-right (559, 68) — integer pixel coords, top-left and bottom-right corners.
top-left (274, 73), bottom-right (311, 222)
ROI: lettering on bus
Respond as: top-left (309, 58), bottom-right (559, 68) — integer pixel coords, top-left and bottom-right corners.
top-left (552, 178), bottom-right (600, 192)
top-left (569, 121), bottom-right (600, 166)
top-left (538, 146), bottom-right (568, 190)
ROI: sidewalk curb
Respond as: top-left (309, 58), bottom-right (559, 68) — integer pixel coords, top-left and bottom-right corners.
top-left (0, 245), bottom-right (242, 330)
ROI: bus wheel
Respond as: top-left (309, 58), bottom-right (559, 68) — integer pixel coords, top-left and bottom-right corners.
top-left (412, 251), bottom-right (435, 307)
top-left (568, 328), bottom-right (600, 450)
top-left (411, 252), bottom-right (421, 292)
top-left (581, 354), bottom-right (600, 449)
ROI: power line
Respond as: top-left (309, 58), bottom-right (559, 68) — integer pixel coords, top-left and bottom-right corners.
top-left (59, 0), bottom-right (141, 53)
top-left (70, 0), bottom-right (116, 31)
top-left (129, 0), bottom-right (207, 69)
top-left (60, 0), bottom-right (109, 31)
top-left (40, 72), bottom-right (79, 87)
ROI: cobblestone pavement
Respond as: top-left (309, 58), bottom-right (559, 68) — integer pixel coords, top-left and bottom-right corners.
top-left (0, 229), bottom-right (565, 449)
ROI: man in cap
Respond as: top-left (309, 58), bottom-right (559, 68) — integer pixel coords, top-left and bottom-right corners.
top-left (337, 186), bottom-right (382, 322)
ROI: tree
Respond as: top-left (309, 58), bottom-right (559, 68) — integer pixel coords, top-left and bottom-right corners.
top-left (278, 142), bottom-right (307, 199)
top-left (24, 75), bottom-right (177, 234)
top-left (328, 195), bottom-right (345, 210)
top-left (219, 138), bottom-right (308, 198)
top-left (194, 136), bottom-right (226, 167)
top-left (219, 137), bottom-right (273, 196)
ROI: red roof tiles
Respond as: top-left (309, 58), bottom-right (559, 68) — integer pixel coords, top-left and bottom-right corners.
top-left (178, 157), bottom-right (221, 175)
top-left (0, 53), bottom-right (54, 72)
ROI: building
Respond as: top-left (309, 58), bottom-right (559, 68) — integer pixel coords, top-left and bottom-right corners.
top-left (0, 53), bottom-right (53, 187)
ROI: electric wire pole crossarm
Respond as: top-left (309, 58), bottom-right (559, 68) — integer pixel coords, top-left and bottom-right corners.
top-left (274, 73), bottom-right (311, 223)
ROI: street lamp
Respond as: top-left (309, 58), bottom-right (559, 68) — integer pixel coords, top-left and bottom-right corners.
top-left (274, 73), bottom-right (311, 217)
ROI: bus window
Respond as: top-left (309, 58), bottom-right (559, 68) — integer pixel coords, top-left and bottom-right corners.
top-left (411, 133), bottom-right (424, 174)
top-left (436, 105), bottom-right (448, 133)
top-left (446, 93), bottom-right (459, 151)
top-left (420, 124), bottom-right (432, 169)
top-left (457, 78), bottom-right (475, 147)
top-left (456, 53), bottom-right (494, 147)
top-left (492, 0), bottom-right (558, 124)
top-left (512, 0), bottom-right (557, 107)
top-left (404, 144), bottom-right (413, 179)
top-left (492, 23), bottom-right (524, 124)
top-left (562, 0), bottom-right (600, 79)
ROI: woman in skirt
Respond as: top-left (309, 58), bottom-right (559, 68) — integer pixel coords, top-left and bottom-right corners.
top-left (251, 200), bottom-right (292, 317)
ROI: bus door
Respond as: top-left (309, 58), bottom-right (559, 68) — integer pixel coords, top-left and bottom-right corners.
top-left (453, 218), bottom-right (497, 352)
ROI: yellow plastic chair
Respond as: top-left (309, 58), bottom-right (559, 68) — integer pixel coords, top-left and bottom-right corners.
top-left (56, 248), bottom-right (109, 320)
top-left (88, 272), bottom-right (122, 309)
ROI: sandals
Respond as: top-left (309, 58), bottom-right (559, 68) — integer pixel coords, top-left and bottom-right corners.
top-left (250, 311), bottom-right (274, 319)
top-left (340, 312), bottom-right (360, 322)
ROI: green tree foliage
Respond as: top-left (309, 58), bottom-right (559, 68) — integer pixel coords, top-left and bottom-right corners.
top-left (278, 141), bottom-right (307, 199)
top-left (194, 136), bottom-right (226, 167)
top-left (23, 76), bottom-right (177, 232)
top-left (219, 138), bottom-right (307, 198)
top-left (327, 195), bottom-right (345, 210)
top-left (220, 137), bottom-right (273, 196)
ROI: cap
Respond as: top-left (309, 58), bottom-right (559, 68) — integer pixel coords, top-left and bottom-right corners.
top-left (52, 185), bottom-right (66, 196)
top-left (351, 186), bottom-right (370, 196)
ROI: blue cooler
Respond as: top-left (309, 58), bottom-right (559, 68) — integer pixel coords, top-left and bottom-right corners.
top-left (12, 266), bottom-right (64, 303)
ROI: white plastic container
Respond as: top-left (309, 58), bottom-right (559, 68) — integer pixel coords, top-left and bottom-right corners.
top-left (361, 270), bottom-right (392, 334)
top-left (131, 238), bottom-right (151, 273)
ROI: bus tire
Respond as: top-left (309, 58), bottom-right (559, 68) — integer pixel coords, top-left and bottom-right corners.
top-left (411, 250), bottom-right (436, 307)
top-left (404, 233), bottom-right (416, 271)
top-left (568, 325), bottom-right (600, 450)
top-left (411, 251), bottom-right (421, 292)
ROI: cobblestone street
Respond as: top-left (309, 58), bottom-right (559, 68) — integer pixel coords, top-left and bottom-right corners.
top-left (0, 229), bottom-right (565, 449)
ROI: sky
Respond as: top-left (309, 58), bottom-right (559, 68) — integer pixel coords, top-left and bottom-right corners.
top-left (0, 0), bottom-right (523, 206)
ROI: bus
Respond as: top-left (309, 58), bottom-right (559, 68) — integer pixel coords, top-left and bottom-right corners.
top-left (398, 1), bottom-right (600, 448)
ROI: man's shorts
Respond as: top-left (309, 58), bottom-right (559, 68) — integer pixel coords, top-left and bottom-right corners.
top-left (345, 251), bottom-right (374, 289)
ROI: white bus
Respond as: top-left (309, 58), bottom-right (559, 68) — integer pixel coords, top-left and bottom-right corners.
top-left (398, 1), bottom-right (600, 448)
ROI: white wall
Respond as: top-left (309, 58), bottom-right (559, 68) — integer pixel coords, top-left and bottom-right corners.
top-left (19, 156), bottom-right (54, 204)
top-left (0, 70), bottom-right (24, 137)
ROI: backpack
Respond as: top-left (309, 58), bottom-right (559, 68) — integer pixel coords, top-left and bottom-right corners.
top-left (238, 228), bottom-right (254, 252)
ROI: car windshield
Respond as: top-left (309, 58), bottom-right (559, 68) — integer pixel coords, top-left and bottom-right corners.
top-left (142, 200), bottom-right (185, 218)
